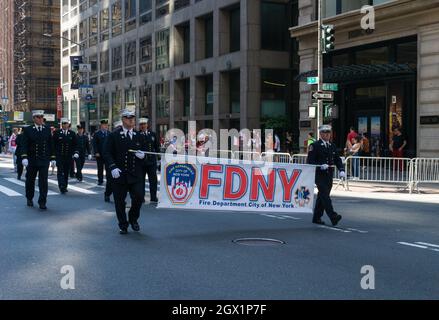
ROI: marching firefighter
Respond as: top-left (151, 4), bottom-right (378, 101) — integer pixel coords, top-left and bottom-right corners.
top-left (93, 119), bottom-right (113, 202)
top-left (307, 125), bottom-right (345, 226)
top-left (103, 109), bottom-right (147, 235)
top-left (21, 110), bottom-right (57, 210)
top-left (53, 118), bottom-right (79, 194)
top-left (75, 124), bottom-right (92, 181)
top-left (138, 118), bottom-right (159, 203)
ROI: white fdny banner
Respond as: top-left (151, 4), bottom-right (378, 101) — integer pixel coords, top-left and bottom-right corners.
top-left (158, 155), bottom-right (316, 213)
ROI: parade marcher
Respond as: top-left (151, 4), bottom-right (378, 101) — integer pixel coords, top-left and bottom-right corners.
top-left (138, 118), bottom-right (159, 203)
top-left (53, 118), bottom-right (79, 194)
top-left (68, 123), bottom-right (76, 178)
top-left (75, 125), bottom-right (92, 181)
top-left (103, 109), bottom-right (147, 234)
top-left (21, 110), bottom-right (57, 210)
top-left (8, 128), bottom-right (18, 172)
top-left (307, 125), bottom-right (345, 226)
top-left (15, 128), bottom-right (24, 180)
top-left (93, 120), bottom-right (110, 186)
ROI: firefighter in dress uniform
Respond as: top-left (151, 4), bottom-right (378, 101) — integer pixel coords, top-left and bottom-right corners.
top-left (138, 118), bottom-right (160, 203)
top-left (75, 124), bottom-right (92, 181)
top-left (307, 125), bottom-right (346, 226)
top-left (53, 118), bottom-right (79, 194)
top-left (103, 109), bottom-right (148, 235)
top-left (21, 110), bottom-right (57, 210)
top-left (93, 120), bottom-right (113, 202)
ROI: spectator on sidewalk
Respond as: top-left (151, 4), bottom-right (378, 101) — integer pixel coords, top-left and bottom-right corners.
top-left (390, 127), bottom-right (407, 171)
top-left (8, 128), bottom-right (19, 172)
top-left (361, 132), bottom-right (371, 157)
top-left (306, 132), bottom-right (316, 153)
top-left (350, 136), bottom-right (362, 178)
top-left (345, 127), bottom-right (358, 153)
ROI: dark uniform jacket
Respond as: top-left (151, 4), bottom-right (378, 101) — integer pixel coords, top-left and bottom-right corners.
top-left (53, 129), bottom-right (78, 160)
top-left (140, 130), bottom-right (160, 166)
top-left (103, 127), bottom-right (147, 185)
top-left (307, 139), bottom-right (344, 181)
top-left (76, 134), bottom-right (91, 157)
top-left (15, 133), bottom-right (24, 158)
top-left (92, 130), bottom-right (109, 155)
top-left (21, 125), bottom-right (55, 166)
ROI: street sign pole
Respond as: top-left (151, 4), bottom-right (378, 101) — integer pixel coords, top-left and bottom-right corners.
top-left (317, 0), bottom-right (323, 139)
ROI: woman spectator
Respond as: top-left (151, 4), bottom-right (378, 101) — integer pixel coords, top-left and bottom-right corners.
top-left (350, 136), bottom-right (362, 178)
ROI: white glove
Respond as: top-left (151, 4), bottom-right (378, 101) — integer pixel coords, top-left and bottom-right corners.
top-left (339, 171), bottom-right (346, 179)
top-left (88, 154), bottom-right (92, 161)
top-left (22, 159), bottom-right (28, 167)
top-left (73, 153), bottom-right (79, 159)
top-left (50, 160), bottom-right (57, 167)
top-left (135, 151), bottom-right (145, 159)
top-left (320, 164), bottom-right (329, 171)
top-left (111, 168), bottom-right (122, 179)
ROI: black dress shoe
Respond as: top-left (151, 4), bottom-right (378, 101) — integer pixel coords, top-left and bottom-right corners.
top-left (39, 204), bottom-right (47, 210)
top-left (17, 176), bottom-right (21, 180)
top-left (104, 195), bottom-right (111, 202)
top-left (331, 214), bottom-right (342, 226)
top-left (27, 200), bottom-right (34, 207)
top-left (150, 198), bottom-right (159, 203)
top-left (312, 219), bottom-right (325, 225)
top-left (131, 222), bottom-right (140, 232)
top-left (98, 181), bottom-right (104, 186)
top-left (61, 189), bottom-right (67, 194)
top-left (119, 228), bottom-right (128, 235)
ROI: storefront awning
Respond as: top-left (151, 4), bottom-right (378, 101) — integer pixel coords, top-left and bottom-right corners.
top-left (296, 63), bottom-right (415, 82)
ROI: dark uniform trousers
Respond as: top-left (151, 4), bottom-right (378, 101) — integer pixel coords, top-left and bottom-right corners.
top-left (54, 129), bottom-right (78, 192)
top-left (21, 125), bottom-right (55, 206)
top-left (104, 129), bottom-right (146, 229)
top-left (93, 130), bottom-right (112, 197)
top-left (141, 130), bottom-right (160, 201)
top-left (307, 139), bottom-right (344, 221)
top-left (75, 134), bottom-right (91, 181)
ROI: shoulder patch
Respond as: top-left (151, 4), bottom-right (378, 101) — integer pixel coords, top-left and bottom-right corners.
top-left (308, 145), bottom-right (314, 152)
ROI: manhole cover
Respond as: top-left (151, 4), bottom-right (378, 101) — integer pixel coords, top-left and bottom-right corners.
top-left (232, 238), bottom-right (286, 246)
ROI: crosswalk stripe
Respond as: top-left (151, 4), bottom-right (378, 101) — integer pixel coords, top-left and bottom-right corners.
top-left (47, 179), bottom-right (97, 194)
top-left (4, 178), bottom-right (58, 195)
top-left (0, 185), bottom-right (22, 197)
top-left (397, 242), bottom-right (428, 249)
top-left (415, 242), bottom-right (439, 249)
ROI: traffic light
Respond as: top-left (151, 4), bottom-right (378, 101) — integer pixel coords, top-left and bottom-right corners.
top-left (322, 24), bottom-right (335, 53)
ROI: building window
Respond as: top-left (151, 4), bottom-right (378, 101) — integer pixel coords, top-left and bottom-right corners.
top-left (89, 14), bottom-right (98, 46)
top-left (261, 69), bottom-right (288, 117)
top-left (175, 22), bottom-right (190, 65)
top-left (230, 7), bottom-right (240, 52)
top-left (100, 8), bottom-right (110, 32)
top-left (112, 45), bottom-right (123, 70)
top-left (89, 54), bottom-right (98, 85)
top-left (183, 79), bottom-right (190, 117)
top-left (100, 50), bottom-right (110, 74)
top-left (156, 82), bottom-right (170, 118)
top-left (112, 0), bottom-right (122, 37)
top-left (112, 89), bottom-right (122, 122)
top-left (261, 1), bottom-right (288, 51)
top-left (205, 75), bottom-right (213, 115)
top-left (139, 0), bottom-right (152, 25)
top-left (71, 100), bottom-right (78, 125)
top-left (125, 88), bottom-right (137, 111)
top-left (79, 1), bottom-right (88, 12)
top-left (156, 0), bottom-right (170, 19)
top-left (174, 0), bottom-right (190, 11)
top-left (139, 85), bottom-right (152, 117)
top-left (62, 65), bottom-right (69, 84)
top-left (355, 46), bottom-right (389, 65)
top-left (62, 30), bottom-right (69, 49)
top-left (322, 0), bottom-right (391, 18)
top-left (42, 49), bottom-right (55, 67)
top-left (62, 0), bottom-right (69, 15)
top-left (79, 20), bottom-right (87, 42)
top-left (99, 93), bottom-right (109, 120)
top-left (43, 21), bottom-right (53, 35)
top-left (70, 26), bottom-right (78, 53)
top-left (125, 0), bottom-right (137, 32)
top-left (205, 14), bottom-right (213, 58)
top-left (156, 29), bottom-right (170, 70)
top-left (125, 40), bottom-right (137, 77)
top-left (229, 70), bottom-right (240, 113)
top-left (140, 36), bottom-right (152, 73)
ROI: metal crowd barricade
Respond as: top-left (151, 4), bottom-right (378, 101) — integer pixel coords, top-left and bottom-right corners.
top-left (261, 152), bottom-right (292, 164)
top-left (409, 158), bottom-right (439, 193)
top-left (233, 150), bottom-right (263, 162)
top-left (344, 156), bottom-right (412, 191)
top-left (291, 154), bottom-right (308, 164)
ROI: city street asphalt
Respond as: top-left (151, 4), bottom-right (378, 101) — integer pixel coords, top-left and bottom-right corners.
top-left (0, 155), bottom-right (438, 300)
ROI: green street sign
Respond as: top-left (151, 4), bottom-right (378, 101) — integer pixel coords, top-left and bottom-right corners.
top-left (322, 83), bottom-right (339, 91)
top-left (88, 103), bottom-right (96, 110)
top-left (307, 77), bottom-right (319, 85)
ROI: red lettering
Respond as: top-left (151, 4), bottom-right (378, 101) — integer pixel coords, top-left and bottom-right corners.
top-left (278, 169), bottom-right (301, 202)
top-left (250, 168), bottom-right (276, 201)
top-left (200, 164), bottom-right (223, 199)
top-left (224, 166), bottom-right (248, 200)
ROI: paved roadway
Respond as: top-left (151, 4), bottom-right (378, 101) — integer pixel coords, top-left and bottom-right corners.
top-left (0, 155), bottom-right (438, 300)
